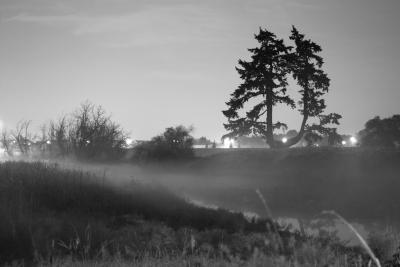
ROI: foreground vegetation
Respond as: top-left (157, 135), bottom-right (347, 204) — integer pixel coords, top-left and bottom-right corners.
top-left (0, 160), bottom-right (389, 266)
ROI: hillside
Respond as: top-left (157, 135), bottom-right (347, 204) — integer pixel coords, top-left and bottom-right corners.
top-left (145, 147), bottom-right (400, 222)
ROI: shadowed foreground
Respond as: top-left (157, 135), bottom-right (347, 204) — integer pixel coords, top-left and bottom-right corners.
top-left (0, 161), bottom-right (377, 266)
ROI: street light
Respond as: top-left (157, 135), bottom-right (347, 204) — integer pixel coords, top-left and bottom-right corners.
top-left (350, 136), bottom-right (357, 145)
top-left (282, 137), bottom-right (288, 143)
top-left (126, 138), bottom-right (133, 146)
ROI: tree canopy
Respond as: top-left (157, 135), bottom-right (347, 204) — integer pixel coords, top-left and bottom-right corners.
top-left (223, 26), bottom-right (341, 148)
top-left (132, 125), bottom-right (194, 161)
top-left (358, 115), bottom-right (400, 148)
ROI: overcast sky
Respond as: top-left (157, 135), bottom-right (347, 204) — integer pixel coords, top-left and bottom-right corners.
top-left (0, 0), bottom-right (399, 140)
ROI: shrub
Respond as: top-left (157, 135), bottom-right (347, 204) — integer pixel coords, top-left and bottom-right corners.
top-left (132, 125), bottom-right (194, 162)
top-left (358, 115), bottom-right (400, 148)
top-left (46, 102), bottom-right (129, 160)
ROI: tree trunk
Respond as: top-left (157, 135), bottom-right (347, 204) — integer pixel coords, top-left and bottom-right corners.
top-left (266, 87), bottom-right (276, 148)
top-left (284, 85), bottom-right (310, 147)
top-left (284, 112), bottom-right (308, 147)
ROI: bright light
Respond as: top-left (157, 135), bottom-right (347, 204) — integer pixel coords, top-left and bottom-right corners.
top-left (223, 138), bottom-right (234, 148)
top-left (126, 138), bottom-right (133, 146)
top-left (350, 136), bottom-right (357, 145)
top-left (282, 137), bottom-right (288, 143)
top-left (46, 140), bottom-right (51, 145)
top-left (86, 140), bottom-right (90, 144)
top-left (342, 140), bottom-right (347, 145)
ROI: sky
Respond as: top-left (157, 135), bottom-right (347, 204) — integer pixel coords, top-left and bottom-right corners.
top-left (0, 0), bottom-right (399, 141)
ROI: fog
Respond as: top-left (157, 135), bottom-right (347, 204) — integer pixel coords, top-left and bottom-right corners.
top-left (16, 147), bottom-right (397, 246)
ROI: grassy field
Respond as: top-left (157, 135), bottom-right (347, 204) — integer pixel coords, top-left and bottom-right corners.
top-left (0, 160), bottom-right (386, 266)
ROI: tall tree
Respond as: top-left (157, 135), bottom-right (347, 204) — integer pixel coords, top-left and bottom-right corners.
top-left (223, 26), bottom-right (341, 148)
top-left (223, 28), bottom-right (293, 148)
top-left (285, 26), bottom-right (341, 146)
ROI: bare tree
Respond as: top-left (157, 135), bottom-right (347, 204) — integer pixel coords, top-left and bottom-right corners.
top-left (48, 116), bottom-right (70, 156)
top-left (69, 102), bottom-right (128, 159)
top-left (1, 129), bottom-right (13, 156)
top-left (12, 120), bottom-right (32, 155)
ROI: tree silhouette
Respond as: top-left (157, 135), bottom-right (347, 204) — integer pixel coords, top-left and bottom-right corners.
top-left (68, 102), bottom-right (127, 159)
top-left (223, 26), bottom-right (341, 148)
top-left (45, 102), bottom-right (128, 159)
top-left (12, 120), bottom-right (32, 155)
top-left (358, 115), bottom-right (400, 148)
top-left (285, 26), bottom-right (341, 146)
top-left (132, 125), bottom-right (194, 161)
top-left (223, 28), bottom-right (293, 148)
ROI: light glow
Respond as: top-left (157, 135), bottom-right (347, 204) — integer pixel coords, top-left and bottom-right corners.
top-left (342, 140), bottom-right (347, 145)
top-left (350, 136), bottom-right (357, 145)
top-left (282, 137), bottom-right (287, 143)
top-left (126, 138), bottom-right (133, 146)
top-left (223, 138), bottom-right (234, 148)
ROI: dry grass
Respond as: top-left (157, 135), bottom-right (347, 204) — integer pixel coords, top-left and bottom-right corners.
top-left (322, 210), bottom-right (381, 267)
top-left (0, 160), bottom-right (396, 266)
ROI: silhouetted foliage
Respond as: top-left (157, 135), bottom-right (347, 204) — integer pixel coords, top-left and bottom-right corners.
top-left (69, 102), bottom-right (127, 159)
top-left (223, 28), bottom-right (292, 148)
top-left (132, 125), bottom-right (194, 161)
top-left (0, 120), bottom-right (34, 156)
top-left (327, 128), bottom-right (343, 146)
top-left (46, 102), bottom-right (128, 159)
top-left (287, 26), bottom-right (341, 146)
top-left (0, 161), bottom-right (273, 263)
top-left (223, 26), bottom-right (340, 148)
top-left (48, 116), bottom-right (70, 156)
top-left (358, 115), bottom-right (400, 148)
top-left (11, 120), bottom-right (32, 155)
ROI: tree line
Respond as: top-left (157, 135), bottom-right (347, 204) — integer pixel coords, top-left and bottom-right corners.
top-left (1, 102), bottom-right (128, 159)
top-left (0, 102), bottom-right (399, 161)
top-left (0, 102), bottom-right (195, 161)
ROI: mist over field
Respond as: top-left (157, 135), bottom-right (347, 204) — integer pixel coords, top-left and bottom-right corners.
top-left (2, 0), bottom-right (400, 266)
top-left (25, 147), bottom-right (400, 241)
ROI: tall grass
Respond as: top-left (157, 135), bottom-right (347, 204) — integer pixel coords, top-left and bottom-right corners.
top-left (322, 210), bottom-right (381, 267)
top-left (0, 161), bottom-right (269, 264)
top-left (0, 160), bottom-right (391, 266)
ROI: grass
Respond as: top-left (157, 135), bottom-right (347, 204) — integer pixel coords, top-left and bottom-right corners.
top-left (0, 159), bottom-right (395, 266)
top-left (322, 210), bottom-right (381, 267)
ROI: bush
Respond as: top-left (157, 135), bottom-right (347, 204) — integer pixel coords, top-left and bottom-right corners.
top-left (358, 115), bottom-right (400, 148)
top-left (47, 102), bottom-right (128, 160)
top-left (132, 125), bottom-right (194, 162)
